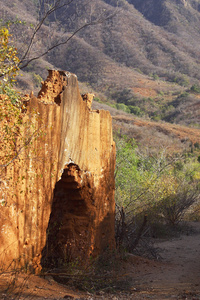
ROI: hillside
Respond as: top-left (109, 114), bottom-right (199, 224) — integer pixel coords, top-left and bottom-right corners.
top-left (0, 0), bottom-right (200, 126)
top-left (93, 101), bottom-right (200, 152)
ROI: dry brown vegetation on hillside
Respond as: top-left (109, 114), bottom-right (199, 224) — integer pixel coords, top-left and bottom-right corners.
top-left (93, 101), bottom-right (200, 152)
top-left (0, 0), bottom-right (199, 156)
top-left (1, 0), bottom-right (200, 127)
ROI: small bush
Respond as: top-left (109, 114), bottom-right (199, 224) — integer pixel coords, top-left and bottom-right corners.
top-left (152, 115), bottom-right (161, 121)
top-left (129, 105), bottom-right (141, 116)
top-left (94, 97), bottom-right (102, 103)
top-left (194, 142), bottom-right (200, 149)
top-left (116, 103), bottom-right (130, 113)
top-left (190, 84), bottom-right (200, 93)
top-left (32, 73), bottom-right (42, 88)
top-left (114, 135), bottom-right (200, 249)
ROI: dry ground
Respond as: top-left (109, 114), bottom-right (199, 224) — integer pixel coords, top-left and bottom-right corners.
top-left (0, 222), bottom-right (200, 300)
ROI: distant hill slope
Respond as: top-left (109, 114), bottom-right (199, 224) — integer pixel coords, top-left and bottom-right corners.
top-left (50, 0), bottom-right (200, 83)
top-left (93, 100), bottom-right (200, 152)
top-left (1, 0), bottom-right (200, 126)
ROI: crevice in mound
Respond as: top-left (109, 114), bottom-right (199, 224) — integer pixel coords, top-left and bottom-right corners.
top-left (41, 163), bottom-right (91, 268)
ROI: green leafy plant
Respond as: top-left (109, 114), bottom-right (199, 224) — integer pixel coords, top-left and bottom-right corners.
top-left (116, 103), bottom-right (130, 113)
top-left (115, 134), bottom-right (200, 251)
top-left (32, 72), bottom-right (42, 88)
top-left (190, 84), bottom-right (200, 93)
top-left (129, 105), bottom-right (141, 116)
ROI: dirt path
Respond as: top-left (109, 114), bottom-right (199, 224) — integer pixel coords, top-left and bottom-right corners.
top-left (0, 222), bottom-right (200, 299)
top-left (125, 221), bottom-right (200, 299)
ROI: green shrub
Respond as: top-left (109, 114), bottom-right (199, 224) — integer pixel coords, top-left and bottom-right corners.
top-left (152, 74), bottom-right (159, 80)
top-left (115, 135), bottom-right (200, 248)
top-left (94, 97), bottom-right (101, 103)
top-left (129, 105), bottom-right (141, 116)
top-left (110, 88), bottom-right (133, 105)
top-left (116, 103), bottom-right (130, 113)
top-left (32, 73), bottom-right (42, 88)
top-left (190, 84), bottom-right (200, 93)
top-left (194, 142), bottom-right (200, 149)
top-left (173, 75), bottom-right (190, 87)
top-left (152, 115), bottom-right (161, 121)
top-left (179, 92), bottom-right (189, 98)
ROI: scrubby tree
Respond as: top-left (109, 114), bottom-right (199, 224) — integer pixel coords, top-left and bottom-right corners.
top-left (115, 134), bottom-right (200, 251)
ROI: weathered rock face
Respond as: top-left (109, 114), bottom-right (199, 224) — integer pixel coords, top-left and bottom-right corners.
top-left (0, 70), bottom-right (116, 271)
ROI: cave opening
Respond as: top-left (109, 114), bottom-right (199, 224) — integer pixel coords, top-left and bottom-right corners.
top-left (41, 163), bottom-right (91, 268)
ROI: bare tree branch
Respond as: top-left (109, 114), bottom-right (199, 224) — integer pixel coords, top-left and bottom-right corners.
top-left (19, 0), bottom-right (75, 65)
top-left (0, 1), bottom-right (118, 78)
top-left (18, 1), bottom-right (118, 70)
top-left (19, 17), bottom-right (110, 69)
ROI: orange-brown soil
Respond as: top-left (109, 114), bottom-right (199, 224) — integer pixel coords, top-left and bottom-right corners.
top-left (1, 222), bottom-right (200, 300)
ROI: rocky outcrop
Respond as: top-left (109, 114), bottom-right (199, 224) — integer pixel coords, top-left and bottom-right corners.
top-left (0, 70), bottom-right (116, 271)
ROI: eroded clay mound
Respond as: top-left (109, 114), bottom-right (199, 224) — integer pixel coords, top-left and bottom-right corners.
top-left (0, 70), bottom-right (116, 272)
